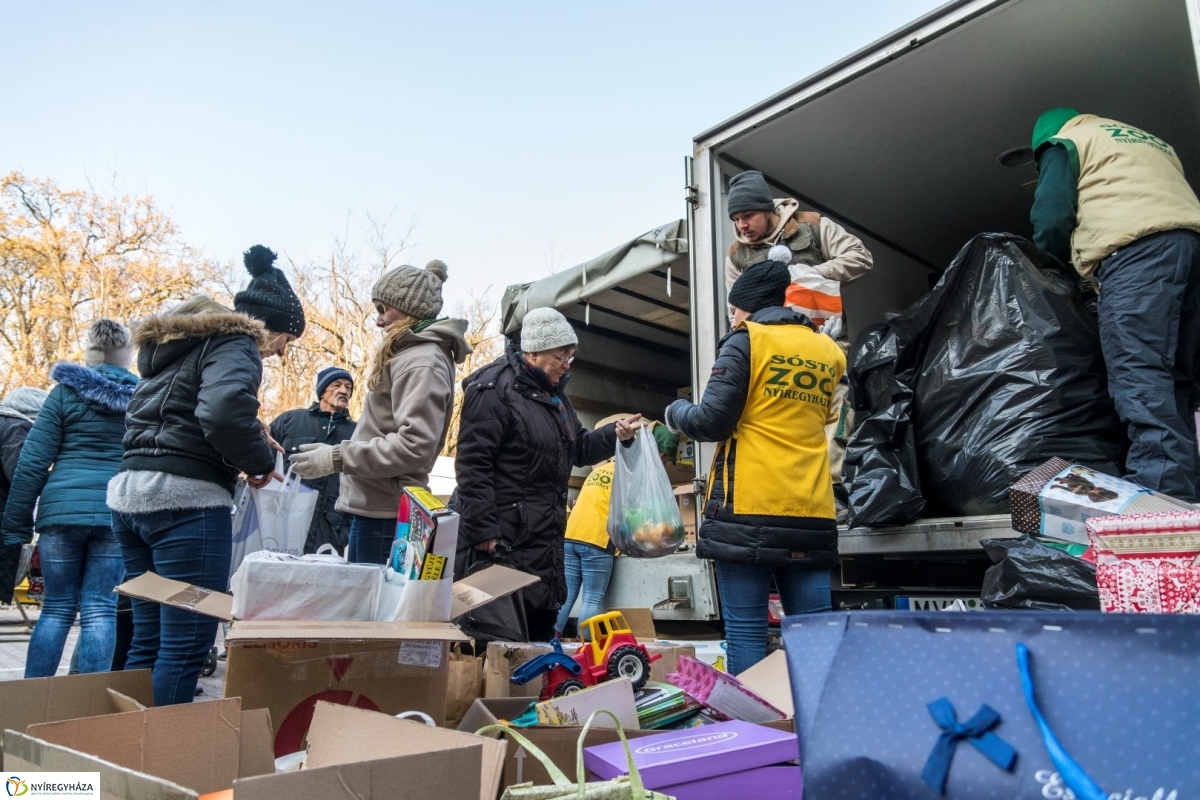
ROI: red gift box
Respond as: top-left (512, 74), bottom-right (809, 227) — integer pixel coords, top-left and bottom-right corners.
top-left (1087, 511), bottom-right (1200, 614)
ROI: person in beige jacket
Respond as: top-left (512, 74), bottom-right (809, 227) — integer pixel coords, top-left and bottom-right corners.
top-left (724, 170), bottom-right (872, 511)
top-left (290, 259), bottom-right (471, 563)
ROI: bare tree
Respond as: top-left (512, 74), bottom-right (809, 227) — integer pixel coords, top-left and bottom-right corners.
top-left (0, 172), bottom-right (218, 393)
top-left (441, 286), bottom-right (504, 456)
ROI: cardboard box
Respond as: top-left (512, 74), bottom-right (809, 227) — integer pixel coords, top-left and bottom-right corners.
top-left (1009, 459), bottom-right (1192, 543)
top-left (484, 641), bottom-right (695, 699)
top-left (735, 650), bottom-right (794, 719)
top-left (244, 701), bottom-right (497, 800)
top-left (116, 565), bottom-right (537, 755)
top-left (224, 619), bottom-right (467, 755)
top-left (4, 697), bottom-right (274, 798)
top-left (674, 485), bottom-right (699, 539)
top-left (6, 696), bottom-right (501, 800)
top-left (460, 697), bottom-right (660, 792)
top-left (584, 720), bottom-right (800, 798)
top-left (0, 669), bottom-right (154, 761)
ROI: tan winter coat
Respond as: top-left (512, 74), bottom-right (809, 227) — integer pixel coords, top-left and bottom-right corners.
top-left (724, 198), bottom-right (873, 292)
top-left (334, 319), bottom-right (471, 518)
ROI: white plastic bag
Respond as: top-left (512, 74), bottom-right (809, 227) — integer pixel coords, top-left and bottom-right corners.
top-left (251, 453), bottom-right (317, 557)
top-left (229, 481), bottom-right (260, 582)
top-left (230, 550), bottom-right (384, 621)
top-left (607, 426), bottom-right (686, 558)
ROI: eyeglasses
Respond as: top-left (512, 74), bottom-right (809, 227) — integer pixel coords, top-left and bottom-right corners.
top-left (549, 350), bottom-right (576, 366)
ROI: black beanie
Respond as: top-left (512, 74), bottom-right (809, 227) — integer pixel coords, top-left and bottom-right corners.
top-left (727, 170), bottom-right (776, 217)
top-left (728, 257), bottom-right (790, 314)
top-left (234, 245), bottom-right (306, 337)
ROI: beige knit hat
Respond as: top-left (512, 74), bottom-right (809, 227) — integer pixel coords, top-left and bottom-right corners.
top-left (372, 260), bottom-right (448, 320)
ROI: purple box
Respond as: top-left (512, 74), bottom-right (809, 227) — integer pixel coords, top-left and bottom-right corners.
top-left (657, 765), bottom-right (801, 800)
top-left (583, 720), bottom-right (800, 798)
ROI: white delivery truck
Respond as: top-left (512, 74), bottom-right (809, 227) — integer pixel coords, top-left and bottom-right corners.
top-left (504, 0), bottom-right (1200, 621)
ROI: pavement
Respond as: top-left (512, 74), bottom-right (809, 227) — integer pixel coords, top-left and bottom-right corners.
top-left (0, 604), bottom-right (227, 698)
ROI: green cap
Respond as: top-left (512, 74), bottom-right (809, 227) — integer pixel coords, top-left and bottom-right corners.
top-left (652, 425), bottom-right (679, 459)
top-left (1031, 107), bottom-right (1081, 156)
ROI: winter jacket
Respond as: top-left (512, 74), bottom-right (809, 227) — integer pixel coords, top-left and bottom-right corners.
top-left (119, 296), bottom-right (275, 495)
top-left (2, 363), bottom-right (137, 545)
top-left (271, 404), bottom-right (357, 553)
top-left (665, 306), bottom-right (845, 568)
top-left (1031, 113), bottom-right (1200, 279)
top-left (0, 400), bottom-right (38, 601)
top-left (335, 319), bottom-right (471, 518)
top-left (724, 199), bottom-right (872, 291)
top-left (454, 347), bottom-right (619, 611)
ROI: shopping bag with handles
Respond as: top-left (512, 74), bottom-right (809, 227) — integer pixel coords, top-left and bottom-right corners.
top-left (783, 610), bottom-right (1200, 799)
top-left (249, 453), bottom-right (317, 558)
top-left (477, 710), bottom-right (675, 800)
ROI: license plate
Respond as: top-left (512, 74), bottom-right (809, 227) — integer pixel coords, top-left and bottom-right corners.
top-left (895, 596), bottom-right (982, 611)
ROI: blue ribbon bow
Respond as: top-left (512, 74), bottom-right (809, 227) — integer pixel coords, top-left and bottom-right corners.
top-left (921, 697), bottom-right (1017, 794)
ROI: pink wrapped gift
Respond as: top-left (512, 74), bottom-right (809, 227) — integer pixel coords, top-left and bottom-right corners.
top-left (1086, 510), bottom-right (1200, 614)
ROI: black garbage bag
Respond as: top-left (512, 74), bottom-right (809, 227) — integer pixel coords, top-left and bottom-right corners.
top-left (842, 324), bottom-right (925, 527)
top-left (890, 234), bottom-right (1125, 515)
top-left (980, 537), bottom-right (1100, 610)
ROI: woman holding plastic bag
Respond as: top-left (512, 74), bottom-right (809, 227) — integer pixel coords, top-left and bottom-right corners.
top-left (665, 247), bottom-right (846, 675)
top-left (553, 418), bottom-right (679, 639)
top-left (289, 260), bottom-right (471, 565)
top-left (108, 245), bottom-right (303, 705)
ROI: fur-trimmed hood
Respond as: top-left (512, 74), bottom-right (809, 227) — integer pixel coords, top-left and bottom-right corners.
top-left (135, 295), bottom-right (267, 348)
top-left (50, 362), bottom-right (138, 414)
top-left (135, 295), bottom-right (268, 380)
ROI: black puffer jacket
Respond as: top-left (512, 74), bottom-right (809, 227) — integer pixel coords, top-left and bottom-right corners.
top-left (665, 306), bottom-right (840, 569)
top-left (271, 404), bottom-right (357, 553)
top-left (120, 296), bottom-right (275, 494)
top-left (454, 347), bottom-right (618, 611)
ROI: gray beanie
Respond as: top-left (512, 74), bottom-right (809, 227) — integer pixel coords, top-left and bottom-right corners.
top-left (84, 319), bottom-right (133, 370)
top-left (727, 170), bottom-right (776, 217)
top-left (372, 260), bottom-right (448, 320)
top-left (0, 387), bottom-right (49, 421)
top-left (521, 307), bottom-right (578, 353)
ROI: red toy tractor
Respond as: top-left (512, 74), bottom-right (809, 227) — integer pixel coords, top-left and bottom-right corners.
top-left (510, 611), bottom-right (661, 700)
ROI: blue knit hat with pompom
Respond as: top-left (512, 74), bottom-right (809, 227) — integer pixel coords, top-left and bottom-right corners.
top-left (234, 244), bottom-right (306, 337)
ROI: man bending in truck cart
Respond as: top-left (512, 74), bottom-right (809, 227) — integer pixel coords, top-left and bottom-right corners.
top-left (1030, 108), bottom-right (1200, 502)
top-left (723, 170), bottom-right (872, 509)
top-left (666, 246), bottom-right (845, 675)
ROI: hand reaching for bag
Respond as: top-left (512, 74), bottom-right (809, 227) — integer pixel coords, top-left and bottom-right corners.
top-left (246, 471), bottom-right (283, 490)
top-left (290, 442), bottom-right (336, 479)
top-left (614, 414), bottom-right (643, 442)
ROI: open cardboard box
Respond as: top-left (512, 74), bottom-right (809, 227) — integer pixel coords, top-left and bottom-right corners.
top-left (6, 698), bottom-right (504, 800)
top-left (460, 697), bottom-right (660, 792)
top-left (248, 701), bottom-right (505, 800)
top-left (116, 564), bottom-right (538, 754)
top-left (4, 697), bottom-right (275, 799)
top-left (0, 669), bottom-right (155, 760)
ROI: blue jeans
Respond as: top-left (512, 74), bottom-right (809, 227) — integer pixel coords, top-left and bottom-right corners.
top-left (113, 506), bottom-right (231, 706)
top-left (715, 561), bottom-right (831, 675)
top-left (347, 514), bottom-right (394, 565)
top-left (24, 526), bottom-right (124, 678)
top-left (554, 541), bottom-right (615, 636)
top-left (1096, 229), bottom-right (1200, 501)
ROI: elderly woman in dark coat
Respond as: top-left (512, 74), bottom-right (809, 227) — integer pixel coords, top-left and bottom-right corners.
top-left (454, 307), bottom-right (640, 641)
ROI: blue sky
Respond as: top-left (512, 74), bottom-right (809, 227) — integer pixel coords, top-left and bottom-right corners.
top-left (3, 1), bottom-right (942, 311)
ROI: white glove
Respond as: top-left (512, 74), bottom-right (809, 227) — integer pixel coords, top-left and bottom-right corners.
top-left (820, 316), bottom-right (845, 340)
top-left (290, 442), bottom-right (336, 479)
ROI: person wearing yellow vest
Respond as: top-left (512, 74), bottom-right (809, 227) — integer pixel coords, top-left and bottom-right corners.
top-left (723, 170), bottom-right (873, 518)
top-left (665, 246), bottom-right (846, 674)
top-left (553, 419), bottom-right (679, 639)
top-left (1031, 108), bottom-right (1200, 501)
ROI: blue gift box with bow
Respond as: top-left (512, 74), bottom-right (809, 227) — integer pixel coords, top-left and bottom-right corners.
top-left (782, 611), bottom-right (1200, 799)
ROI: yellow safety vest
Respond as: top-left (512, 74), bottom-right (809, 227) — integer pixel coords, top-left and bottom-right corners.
top-left (566, 461), bottom-right (614, 551)
top-left (707, 321), bottom-right (845, 520)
